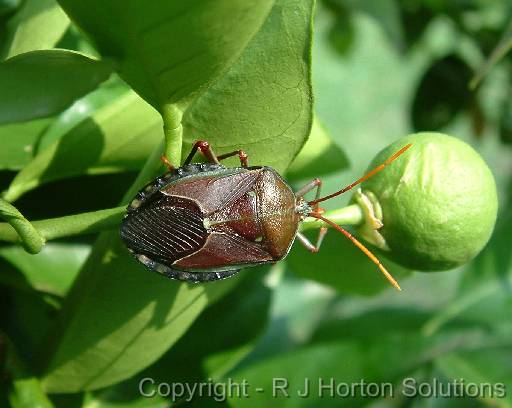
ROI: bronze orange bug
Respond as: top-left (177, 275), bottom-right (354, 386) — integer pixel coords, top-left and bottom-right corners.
top-left (120, 141), bottom-right (411, 289)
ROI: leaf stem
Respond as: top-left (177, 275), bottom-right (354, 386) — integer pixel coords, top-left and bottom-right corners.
top-left (300, 203), bottom-right (364, 231)
top-left (0, 206), bottom-right (125, 246)
top-left (162, 103), bottom-right (183, 167)
top-left (120, 102), bottom-right (183, 203)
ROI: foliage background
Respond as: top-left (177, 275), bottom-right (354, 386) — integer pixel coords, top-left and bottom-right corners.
top-left (1, 0), bottom-right (512, 407)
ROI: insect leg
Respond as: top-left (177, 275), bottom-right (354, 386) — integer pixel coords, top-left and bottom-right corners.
top-left (183, 140), bottom-right (220, 165)
top-left (308, 213), bottom-right (401, 291)
top-left (295, 178), bottom-right (322, 199)
top-left (217, 149), bottom-right (249, 167)
top-left (160, 155), bottom-right (175, 171)
top-left (295, 178), bottom-right (322, 212)
top-left (296, 228), bottom-right (328, 253)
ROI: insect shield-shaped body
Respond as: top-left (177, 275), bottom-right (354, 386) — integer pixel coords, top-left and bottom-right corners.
top-left (120, 141), bottom-right (410, 288)
top-left (120, 162), bottom-right (300, 282)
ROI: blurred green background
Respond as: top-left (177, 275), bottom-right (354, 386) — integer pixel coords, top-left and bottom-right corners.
top-left (1, 0), bottom-right (511, 407)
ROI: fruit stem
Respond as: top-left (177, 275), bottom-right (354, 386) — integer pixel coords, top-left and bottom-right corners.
top-left (300, 203), bottom-right (364, 231)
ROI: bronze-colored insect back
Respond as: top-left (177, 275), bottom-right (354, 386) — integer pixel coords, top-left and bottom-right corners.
top-left (120, 140), bottom-right (411, 289)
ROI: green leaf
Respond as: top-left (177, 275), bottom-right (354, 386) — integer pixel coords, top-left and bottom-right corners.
top-left (411, 55), bottom-right (473, 132)
top-left (165, 271), bottom-right (272, 381)
top-left (82, 391), bottom-right (168, 408)
top-left (312, 308), bottom-right (429, 345)
top-left (436, 349), bottom-right (512, 407)
top-left (179, 0), bottom-right (313, 173)
top-left (1, 0), bottom-right (69, 60)
top-left (0, 118), bottom-right (52, 170)
top-left (40, 231), bottom-right (241, 393)
top-left (56, 0), bottom-right (276, 110)
top-left (228, 324), bottom-right (506, 407)
top-left (238, 271), bottom-right (336, 364)
top-left (228, 336), bottom-right (445, 407)
top-left (8, 378), bottom-right (55, 408)
top-left (0, 49), bottom-right (112, 125)
top-left (36, 76), bottom-right (128, 152)
top-left (2, 333), bottom-right (54, 408)
top-left (3, 91), bottom-right (161, 202)
top-left (0, 0), bottom-right (20, 17)
top-left (86, 272), bottom-right (272, 407)
top-left (0, 243), bottom-right (89, 296)
top-left (192, 272), bottom-right (272, 381)
top-left (55, 24), bottom-right (101, 59)
top-left (286, 116), bottom-right (349, 180)
top-left (231, 342), bottom-right (365, 407)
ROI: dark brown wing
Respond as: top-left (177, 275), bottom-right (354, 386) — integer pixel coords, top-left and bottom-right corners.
top-left (120, 194), bottom-right (207, 266)
top-left (161, 168), bottom-right (261, 214)
top-left (174, 229), bottom-right (273, 269)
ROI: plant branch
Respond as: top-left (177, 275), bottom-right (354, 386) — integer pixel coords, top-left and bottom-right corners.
top-left (0, 206), bottom-right (125, 247)
top-left (0, 198), bottom-right (44, 253)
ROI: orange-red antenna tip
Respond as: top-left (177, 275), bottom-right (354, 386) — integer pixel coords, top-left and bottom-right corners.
top-left (389, 143), bottom-right (412, 162)
top-left (309, 143), bottom-right (412, 206)
top-left (309, 213), bottom-right (402, 292)
top-left (379, 264), bottom-right (402, 291)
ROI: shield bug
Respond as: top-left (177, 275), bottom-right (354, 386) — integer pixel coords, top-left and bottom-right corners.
top-left (120, 141), bottom-right (411, 289)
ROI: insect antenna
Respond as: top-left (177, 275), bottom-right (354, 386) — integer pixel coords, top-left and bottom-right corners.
top-left (308, 143), bottom-right (412, 206)
top-left (305, 144), bottom-right (412, 291)
top-left (308, 213), bottom-right (401, 291)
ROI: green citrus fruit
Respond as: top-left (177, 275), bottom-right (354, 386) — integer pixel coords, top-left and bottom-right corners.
top-left (360, 132), bottom-right (498, 271)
